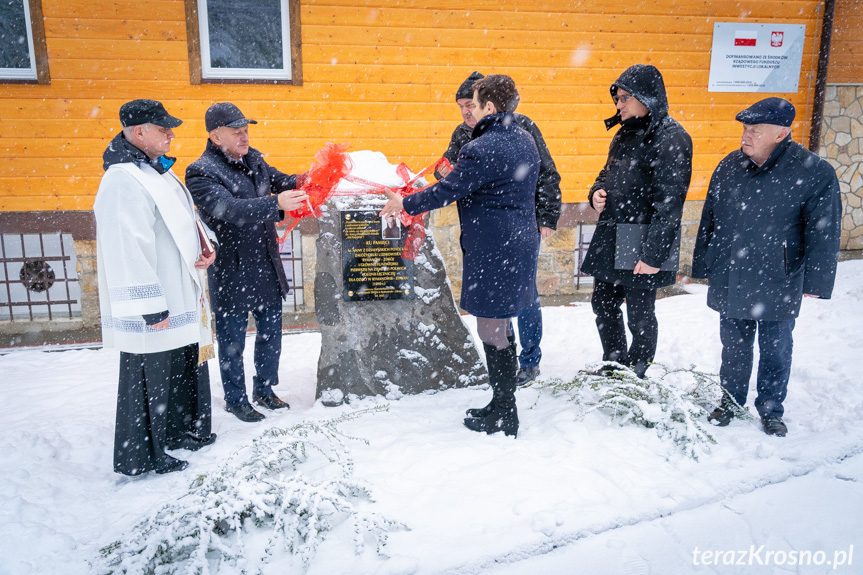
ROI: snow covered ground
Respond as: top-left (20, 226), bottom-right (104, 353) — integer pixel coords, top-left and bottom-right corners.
top-left (1, 260), bottom-right (862, 575)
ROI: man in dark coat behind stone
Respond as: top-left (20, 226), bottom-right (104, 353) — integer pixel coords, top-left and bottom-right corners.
top-left (186, 103), bottom-right (309, 423)
top-left (381, 75), bottom-right (540, 438)
top-left (437, 71), bottom-right (562, 386)
top-left (691, 97), bottom-right (842, 437)
top-left (581, 64), bottom-right (693, 378)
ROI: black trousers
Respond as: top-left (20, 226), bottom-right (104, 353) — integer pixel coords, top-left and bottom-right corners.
top-left (591, 279), bottom-right (658, 377)
top-left (114, 344), bottom-right (212, 475)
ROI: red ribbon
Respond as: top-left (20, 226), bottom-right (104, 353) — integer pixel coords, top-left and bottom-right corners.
top-left (277, 143), bottom-right (452, 261)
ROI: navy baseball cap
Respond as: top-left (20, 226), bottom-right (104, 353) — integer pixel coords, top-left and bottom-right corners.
top-left (735, 97), bottom-right (796, 127)
top-left (119, 99), bottom-right (182, 128)
top-left (456, 71), bottom-right (484, 100)
top-left (205, 102), bottom-right (258, 132)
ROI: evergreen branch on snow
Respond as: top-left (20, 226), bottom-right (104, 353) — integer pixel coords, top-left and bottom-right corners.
top-left (97, 407), bottom-right (405, 575)
top-left (539, 363), bottom-right (739, 459)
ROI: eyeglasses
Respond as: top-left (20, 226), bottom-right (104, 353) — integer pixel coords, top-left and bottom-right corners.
top-left (613, 94), bottom-right (634, 104)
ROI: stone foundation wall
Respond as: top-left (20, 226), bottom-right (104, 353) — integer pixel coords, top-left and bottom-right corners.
top-left (74, 240), bottom-right (100, 328)
top-left (428, 204), bottom-right (581, 298)
top-left (819, 85), bottom-right (863, 250)
top-left (301, 233), bottom-right (319, 310)
top-left (300, 199), bottom-right (709, 308)
top-left (679, 200), bottom-right (705, 277)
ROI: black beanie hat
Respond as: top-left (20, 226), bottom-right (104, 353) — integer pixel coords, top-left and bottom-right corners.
top-left (456, 71), bottom-right (485, 100)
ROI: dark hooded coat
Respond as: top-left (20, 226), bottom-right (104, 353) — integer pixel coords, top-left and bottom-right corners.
top-left (437, 114), bottom-right (562, 230)
top-left (403, 112), bottom-right (540, 319)
top-left (581, 64), bottom-right (693, 289)
top-left (185, 141), bottom-right (297, 313)
top-left (691, 135), bottom-right (841, 320)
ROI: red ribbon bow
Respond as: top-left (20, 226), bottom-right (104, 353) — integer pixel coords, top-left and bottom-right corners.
top-left (278, 143), bottom-right (452, 261)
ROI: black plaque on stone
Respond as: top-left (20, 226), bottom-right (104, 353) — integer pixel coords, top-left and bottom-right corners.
top-left (342, 209), bottom-right (414, 302)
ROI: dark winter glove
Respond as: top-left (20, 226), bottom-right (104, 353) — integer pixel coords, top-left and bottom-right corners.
top-left (143, 311), bottom-right (169, 326)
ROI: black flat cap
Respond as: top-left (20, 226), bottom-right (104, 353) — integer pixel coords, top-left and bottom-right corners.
top-left (205, 102), bottom-right (258, 132)
top-left (456, 71), bottom-right (485, 101)
top-left (119, 99), bottom-right (182, 128)
top-left (735, 97), bottom-right (796, 127)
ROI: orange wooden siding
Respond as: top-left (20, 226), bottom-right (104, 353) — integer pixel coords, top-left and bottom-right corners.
top-left (828, 0), bottom-right (863, 84)
top-left (0, 0), bottom-right (828, 211)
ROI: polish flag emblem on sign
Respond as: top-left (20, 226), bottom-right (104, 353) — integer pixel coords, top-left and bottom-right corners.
top-left (771, 31), bottom-right (784, 47)
top-left (734, 30), bottom-right (757, 46)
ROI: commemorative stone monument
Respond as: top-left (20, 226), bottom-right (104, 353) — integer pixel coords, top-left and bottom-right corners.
top-left (314, 192), bottom-right (487, 405)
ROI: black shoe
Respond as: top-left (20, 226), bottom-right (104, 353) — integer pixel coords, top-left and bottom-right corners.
top-left (253, 393), bottom-right (290, 411)
top-left (226, 403), bottom-right (266, 422)
top-left (631, 363), bottom-right (649, 380)
top-left (515, 366), bottom-right (540, 387)
top-left (707, 405), bottom-right (735, 427)
top-left (579, 363), bottom-right (622, 377)
top-left (463, 409), bottom-right (518, 437)
top-left (465, 400), bottom-right (494, 419)
top-left (154, 456), bottom-right (189, 474)
top-left (167, 432), bottom-right (217, 451)
top-left (761, 416), bottom-right (788, 437)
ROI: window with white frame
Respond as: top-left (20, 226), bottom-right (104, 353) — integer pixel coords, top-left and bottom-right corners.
top-left (185, 0), bottom-right (302, 85)
top-left (0, 0), bottom-right (48, 84)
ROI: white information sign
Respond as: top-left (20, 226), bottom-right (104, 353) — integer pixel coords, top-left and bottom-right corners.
top-left (708, 22), bottom-right (806, 92)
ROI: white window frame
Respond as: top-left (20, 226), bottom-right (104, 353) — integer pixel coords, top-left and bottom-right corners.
top-left (197, 0), bottom-right (293, 81)
top-left (0, 0), bottom-right (38, 81)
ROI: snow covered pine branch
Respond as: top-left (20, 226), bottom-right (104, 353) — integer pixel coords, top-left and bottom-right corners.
top-left (536, 364), bottom-right (747, 459)
top-left (97, 408), bottom-right (406, 574)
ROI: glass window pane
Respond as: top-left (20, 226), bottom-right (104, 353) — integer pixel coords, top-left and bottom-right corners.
top-left (206, 0), bottom-right (283, 70)
top-left (0, 0), bottom-right (32, 69)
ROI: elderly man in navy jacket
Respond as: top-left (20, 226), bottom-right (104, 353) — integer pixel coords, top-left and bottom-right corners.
top-left (186, 103), bottom-right (308, 422)
top-left (692, 98), bottom-right (842, 437)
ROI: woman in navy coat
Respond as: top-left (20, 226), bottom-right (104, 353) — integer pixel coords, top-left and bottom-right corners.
top-left (381, 75), bottom-right (540, 437)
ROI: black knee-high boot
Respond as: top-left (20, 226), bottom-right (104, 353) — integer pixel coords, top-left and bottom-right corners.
top-left (466, 332), bottom-right (517, 419)
top-left (464, 342), bottom-right (519, 437)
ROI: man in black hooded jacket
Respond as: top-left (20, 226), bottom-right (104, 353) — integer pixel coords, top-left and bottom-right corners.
top-left (437, 71), bottom-right (562, 385)
top-left (581, 64), bottom-right (693, 378)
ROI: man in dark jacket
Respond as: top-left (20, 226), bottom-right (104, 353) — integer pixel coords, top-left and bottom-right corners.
top-left (186, 103), bottom-right (308, 422)
top-left (437, 71), bottom-right (562, 385)
top-left (581, 64), bottom-right (692, 378)
top-left (691, 98), bottom-right (841, 437)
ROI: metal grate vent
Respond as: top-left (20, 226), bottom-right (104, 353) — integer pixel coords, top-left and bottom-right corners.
top-left (279, 228), bottom-right (304, 311)
top-left (0, 233), bottom-right (81, 321)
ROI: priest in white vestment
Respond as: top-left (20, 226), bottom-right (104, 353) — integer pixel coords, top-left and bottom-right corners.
top-left (94, 99), bottom-right (217, 475)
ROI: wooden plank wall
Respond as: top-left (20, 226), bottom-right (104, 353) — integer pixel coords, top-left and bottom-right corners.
top-left (828, 0), bottom-right (863, 83)
top-left (0, 0), bottom-right (826, 211)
